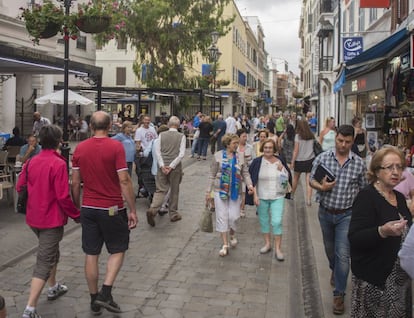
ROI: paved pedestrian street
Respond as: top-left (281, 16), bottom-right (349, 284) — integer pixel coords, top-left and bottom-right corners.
top-left (0, 150), bottom-right (351, 317)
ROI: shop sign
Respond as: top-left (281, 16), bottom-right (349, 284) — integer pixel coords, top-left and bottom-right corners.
top-left (343, 37), bottom-right (363, 62)
top-left (360, 0), bottom-right (390, 8)
top-left (343, 69), bottom-right (383, 95)
top-left (351, 78), bottom-right (367, 92)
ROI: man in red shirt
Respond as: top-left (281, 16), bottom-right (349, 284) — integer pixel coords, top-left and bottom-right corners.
top-left (71, 111), bottom-right (138, 315)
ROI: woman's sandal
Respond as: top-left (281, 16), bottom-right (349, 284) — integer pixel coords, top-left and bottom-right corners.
top-left (219, 245), bottom-right (229, 257)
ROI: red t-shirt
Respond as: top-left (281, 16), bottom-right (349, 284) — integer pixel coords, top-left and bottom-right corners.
top-left (72, 137), bottom-right (127, 208)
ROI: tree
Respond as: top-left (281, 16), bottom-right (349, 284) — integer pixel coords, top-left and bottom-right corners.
top-left (97, 0), bottom-right (234, 88)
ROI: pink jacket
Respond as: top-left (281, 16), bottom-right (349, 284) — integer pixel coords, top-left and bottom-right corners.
top-left (16, 149), bottom-right (80, 229)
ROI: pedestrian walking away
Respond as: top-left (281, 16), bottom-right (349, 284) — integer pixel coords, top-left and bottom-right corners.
top-left (71, 111), bottom-right (138, 315)
top-left (146, 116), bottom-right (186, 227)
top-left (309, 124), bottom-right (367, 315)
top-left (291, 120), bottom-right (315, 206)
top-left (16, 125), bottom-right (80, 318)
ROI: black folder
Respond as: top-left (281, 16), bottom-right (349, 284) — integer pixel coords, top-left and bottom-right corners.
top-left (314, 163), bottom-right (336, 183)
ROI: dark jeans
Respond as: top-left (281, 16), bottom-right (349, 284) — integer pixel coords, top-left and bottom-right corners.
top-left (210, 135), bottom-right (217, 154)
top-left (197, 137), bottom-right (210, 157)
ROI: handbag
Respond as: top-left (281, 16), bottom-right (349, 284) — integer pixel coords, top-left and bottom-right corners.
top-left (313, 139), bottom-right (323, 156)
top-left (199, 204), bottom-right (213, 233)
top-left (16, 159), bottom-right (30, 214)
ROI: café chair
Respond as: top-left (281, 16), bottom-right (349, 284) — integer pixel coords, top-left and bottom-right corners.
top-left (0, 173), bottom-right (14, 206)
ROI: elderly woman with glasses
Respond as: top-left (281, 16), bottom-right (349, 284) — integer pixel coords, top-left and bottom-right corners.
top-left (348, 146), bottom-right (412, 317)
top-left (248, 139), bottom-right (292, 261)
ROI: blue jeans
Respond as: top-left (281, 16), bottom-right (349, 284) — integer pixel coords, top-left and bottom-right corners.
top-left (197, 137), bottom-right (209, 157)
top-left (191, 138), bottom-right (198, 156)
top-left (318, 205), bottom-right (351, 296)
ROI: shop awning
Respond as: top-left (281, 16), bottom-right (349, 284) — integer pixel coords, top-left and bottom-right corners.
top-left (0, 41), bottom-right (102, 78)
top-left (346, 28), bottom-right (409, 69)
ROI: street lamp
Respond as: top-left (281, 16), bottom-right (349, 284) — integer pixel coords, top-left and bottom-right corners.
top-left (208, 31), bottom-right (221, 116)
top-left (59, 0), bottom-right (73, 166)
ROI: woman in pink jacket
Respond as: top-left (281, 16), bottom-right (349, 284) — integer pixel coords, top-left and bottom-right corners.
top-left (16, 125), bottom-right (80, 318)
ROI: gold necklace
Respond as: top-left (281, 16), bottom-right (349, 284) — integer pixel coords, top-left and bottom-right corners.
top-left (374, 184), bottom-right (397, 206)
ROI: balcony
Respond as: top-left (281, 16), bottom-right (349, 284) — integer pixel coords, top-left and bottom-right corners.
top-left (319, 56), bottom-right (333, 72)
top-left (319, 0), bottom-right (334, 26)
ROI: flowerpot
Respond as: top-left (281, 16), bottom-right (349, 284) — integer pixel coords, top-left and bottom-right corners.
top-left (76, 15), bottom-right (111, 34)
top-left (27, 21), bottom-right (60, 39)
top-left (40, 22), bottom-right (61, 38)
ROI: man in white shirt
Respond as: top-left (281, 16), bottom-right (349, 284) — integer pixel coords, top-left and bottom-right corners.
top-left (32, 112), bottom-right (51, 137)
top-left (225, 114), bottom-right (237, 134)
top-left (134, 115), bottom-right (158, 197)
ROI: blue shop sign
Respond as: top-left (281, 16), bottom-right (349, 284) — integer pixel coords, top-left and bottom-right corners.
top-left (343, 37), bottom-right (363, 62)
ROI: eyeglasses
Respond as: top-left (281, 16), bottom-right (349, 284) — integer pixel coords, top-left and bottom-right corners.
top-left (380, 164), bottom-right (404, 172)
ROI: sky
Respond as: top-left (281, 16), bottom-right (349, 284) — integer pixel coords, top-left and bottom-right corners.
top-left (234, 0), bottom-right (302, 75)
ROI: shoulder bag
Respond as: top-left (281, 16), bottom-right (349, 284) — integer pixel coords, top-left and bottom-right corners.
top-left (313, 139), bottom-right (323, 156)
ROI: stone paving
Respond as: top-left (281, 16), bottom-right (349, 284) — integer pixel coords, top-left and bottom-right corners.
top-left (0, 140), bottom-right (362, 317)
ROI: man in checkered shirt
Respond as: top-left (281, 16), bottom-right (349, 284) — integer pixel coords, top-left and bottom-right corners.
top-left (310, 124), bottom-right (367, 315)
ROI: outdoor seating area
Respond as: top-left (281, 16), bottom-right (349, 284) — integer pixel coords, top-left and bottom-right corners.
top-left (0, 150), bottom-right (16, 206)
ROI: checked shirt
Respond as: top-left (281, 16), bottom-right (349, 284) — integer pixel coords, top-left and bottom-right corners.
top-left (310, 149), bottom-right (368, 210)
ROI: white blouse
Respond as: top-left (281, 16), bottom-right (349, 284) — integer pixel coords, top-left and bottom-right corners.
top-left (257, 158), bottom-right (289, 200)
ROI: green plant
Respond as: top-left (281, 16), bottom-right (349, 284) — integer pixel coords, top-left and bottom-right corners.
top-left (19, 1), bottom-right (64, 44)
top-left (74, 0), bottom-right (129, 44)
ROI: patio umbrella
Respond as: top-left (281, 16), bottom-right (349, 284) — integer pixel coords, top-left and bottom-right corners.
top-left (35, 89), bottom-right (95, 106)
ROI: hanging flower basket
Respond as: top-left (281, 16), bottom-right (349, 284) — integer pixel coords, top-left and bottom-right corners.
top-left (19, 1), bottom-right (64, 44)
top-left (37, 22), bottom-right (61, 38)
top-left (76, 15), bottom-right (111, 34)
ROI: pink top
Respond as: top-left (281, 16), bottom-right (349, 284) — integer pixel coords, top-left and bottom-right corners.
top-left (395, 169), bottom-right (414, 199)
top-left (16, 149), bottom-right (80, 229)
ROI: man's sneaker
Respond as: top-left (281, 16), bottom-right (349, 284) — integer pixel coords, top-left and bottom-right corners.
top-left (94, 293), bottom-right (122, 313)
top-left (22, 309), bottom-right (41, 318)
top-left (91, 302), bottom-right (103, 316)
top-left (47, 283), bottom-right (68, 300)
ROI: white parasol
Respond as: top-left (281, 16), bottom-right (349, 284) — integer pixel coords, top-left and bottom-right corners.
top-left (35, 89), bottom-right (95, 106)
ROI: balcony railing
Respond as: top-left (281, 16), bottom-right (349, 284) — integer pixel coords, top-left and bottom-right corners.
top-left (319, 56), bottom-right (333, 72)
top-left (320, 0), bottom-right (333, 13)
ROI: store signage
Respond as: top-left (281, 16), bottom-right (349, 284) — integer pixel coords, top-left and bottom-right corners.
top-left (343, 69), bottom-right (383, 95)
top-left (351, 78), bottom-right (367, 92)
top-left (360, 0), bottom-right (390, 8)
top-left (343, 37), bottom-right (363, 62)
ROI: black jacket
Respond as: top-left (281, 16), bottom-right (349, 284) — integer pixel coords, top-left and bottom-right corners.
top-left (349, 184), bottom-right (412, 288)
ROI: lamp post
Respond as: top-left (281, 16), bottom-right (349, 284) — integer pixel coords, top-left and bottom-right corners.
top-left (59, 0), bottom-right (73, 167)
top-left (208, 31), bottom-right (221, 116)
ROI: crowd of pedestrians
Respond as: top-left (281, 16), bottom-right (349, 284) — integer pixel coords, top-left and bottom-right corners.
top-left (3, 108), bottom-right (414, 317)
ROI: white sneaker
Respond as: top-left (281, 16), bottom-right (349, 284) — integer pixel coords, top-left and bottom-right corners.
top-left (22, 309), bottom-right (41, 318)
top-left (230, 236), bottom-right (238, 247)
top-left (47, 283), bottom-right (68, 300)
